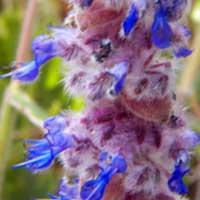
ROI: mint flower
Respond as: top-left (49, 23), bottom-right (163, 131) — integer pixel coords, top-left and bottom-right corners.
top-left (13, 115), bottom-right (74, 172)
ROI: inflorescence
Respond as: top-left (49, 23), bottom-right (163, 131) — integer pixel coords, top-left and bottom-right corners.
top-left (0, 0), bottom-right (198, 200)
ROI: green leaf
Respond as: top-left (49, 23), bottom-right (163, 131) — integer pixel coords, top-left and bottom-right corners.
top-left (70, 96), bottom-right (85, 112)
top-left (9, 88), bottom-right (48, 128)
top-left (44, 58), bottom-right (63, 90)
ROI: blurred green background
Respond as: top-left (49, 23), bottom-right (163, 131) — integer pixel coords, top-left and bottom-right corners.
top-left (0, 0), bottom-right (200, 200)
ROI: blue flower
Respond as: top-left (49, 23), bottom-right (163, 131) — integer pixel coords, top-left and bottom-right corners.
top-left (98, 151), bottom-right (109, 162)
top-left (159, 0), bottom-right (187, 21)
top-left (107, 61), bottom-right (129, 95)
top-left (0, 27), bottom-right (79, 82)
top-left (49, 178), bottom-right (79, 200)
top-left (0, 32), bottom-right (62, 82)
top-left (168, 156), bottom-right (190, 195)
top-left (173, 47), bottom-right (193, 58)
top-left (151, 7), bottom-right (173, 49)
top-left (13, 115), bottom-right (74, 172)
top-left (80, 154), bottom-right (127, 200)
top-left (0, 61), bottom-right (39, 82)
top-left (181, 25), bottom-right (192, 38)
top-left (123, 4), bottom-right (138, 36)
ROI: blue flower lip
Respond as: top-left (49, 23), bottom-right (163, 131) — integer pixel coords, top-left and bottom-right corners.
top-left (123, 3), bottom-right (139, 36)
top-left (151, 6), bottom-right (173, 49)
top-left (106, 61), bottom-right (129, 95)
top-left (173, 47), bottom-right (193, 58)
top-left (0, 61), bottom-right (40, 82)
top-left (168, 156), bottom-right (190, 195)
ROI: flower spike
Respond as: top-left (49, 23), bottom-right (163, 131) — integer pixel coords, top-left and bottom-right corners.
top-left (1, 1), bottom-right (199, 199)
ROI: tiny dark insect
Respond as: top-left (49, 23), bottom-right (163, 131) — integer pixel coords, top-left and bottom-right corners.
top-left (93, 39), bottom-right (112, 63)
top-left (169, 114), bottom-right (178, 127)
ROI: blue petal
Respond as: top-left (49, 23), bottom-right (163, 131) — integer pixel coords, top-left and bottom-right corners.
top-left (107, 61), bottom-right (129, 95)
top-left (168, 161), bottom-right (190, 195)
top-left (151, 7), bottom-right (173, 49)
top-left (173, 47), bottom-right (193, 58)
top-left (123, 4), bottom-right (138, 36)
top-left (49, 178), bottom-right (78, 200)
top-left (24, 139), bottom-right (47, 144)
top-left (25, 139), bottom-right (50, 150)
top-left (46, 133), bottom-right (74, 150)
top-left (181, 25), bottom-right (192, 38)
top-left (44, 115), bottom-right (67, 134)
top-left (48, 194), bottom-right (60, 199)
top-left (111, 155), bottom-right (127, 173)
top-left (58, 179), bottom-right (79, 199)
top-left (13, 152), bottom-right (53, 170)
top-left (81, 154), bottom-right (127, 200)
top-left (0, 33), bottom-right (63, 82)
top-left (80, 176), bottom-right (109, 200)
top-left (32, 35), bottom-right (59, 66)
top-left (99, 151), bottom-right (108, 162)
top-left (0, 61), bottom-right (39, 82)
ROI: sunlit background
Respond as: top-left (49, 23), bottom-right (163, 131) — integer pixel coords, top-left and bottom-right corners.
top-left (0, 0), bottom-right (200, 199)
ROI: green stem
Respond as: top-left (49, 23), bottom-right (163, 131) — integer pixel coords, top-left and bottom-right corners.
top-left (0, 85), bottom-right (17, 199)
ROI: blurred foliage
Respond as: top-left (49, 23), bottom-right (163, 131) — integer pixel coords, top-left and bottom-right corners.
top-left (0, 0), bottom-right (200, 200)
top-left (0, 1), bottom-right (70, 199)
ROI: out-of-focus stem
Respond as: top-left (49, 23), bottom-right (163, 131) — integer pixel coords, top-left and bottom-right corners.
top-left (177, 24), bottom-right (200, 98)
top-left (191, 95), bottom-right (200, 118)
top-left (16, 0), bottom-right (38, 63)
top-left (0, 0), bottom-right (38, 198)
